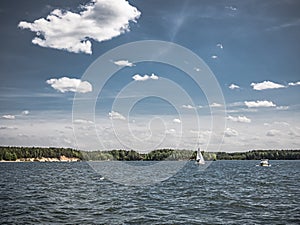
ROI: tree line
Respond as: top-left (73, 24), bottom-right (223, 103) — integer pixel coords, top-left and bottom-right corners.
top-left (0, 146), bottom-right (299, 161)
top-left (216, 149), bottom-right (300, 160)
top-left (75, 149), bottom-right (300, 161)
top-left (0, 146), bottom-right (83, 161)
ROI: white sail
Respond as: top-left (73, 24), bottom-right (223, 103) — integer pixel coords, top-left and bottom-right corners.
top-left (196, 148), bottom-right (205, 164)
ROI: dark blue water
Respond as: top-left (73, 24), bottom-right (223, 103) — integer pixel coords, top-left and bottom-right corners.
top-left (0, 160), bottom-right (299, 224)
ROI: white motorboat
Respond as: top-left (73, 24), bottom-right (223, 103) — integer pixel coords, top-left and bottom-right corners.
top-left (260, 159), bottom-right (270, 167)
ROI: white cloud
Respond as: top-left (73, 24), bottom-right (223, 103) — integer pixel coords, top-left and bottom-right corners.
top-left (288, 81), bottom-right (300, 86)
top-left (150, 74), bottom-right (159, 80)
top-left (216, 43), bottom-right (223, 49)
top-left (181, 104), bottom-right (196, 109)
top-left (266, 129), bottom-right (280, 137)
top-left (46, 77), bottom-right (92, 93)
top-left (227, 115), bottom-right (251, 123)
top-left (274, 121), bottom-right (289, 126)
top-left (229, 83), bottom-right (240, 90)
top-left (1, 109), bottom-right (300, 152)
top-left (73, 119), bottom-right (94, 124)
top-left (113, 60), bottom-right (135, 67)
top-left (132, 73), bottom-right (159, 81)
top-left (227, 102), bottom-right (244, 107)
top-left (18, 0), bottom-right (141, 54)
top-left (276, 106), bottom-right (289, 110)
top-left (0, 126), bottom-right (17, 130)
top-left (210, 102), bottom-right (223, 108)
top-left (22, 110), bottom-right (29, 115)
top-left (244, 100), bottom-right (276, 108)
top-left (251, 81), bottom-right (285, 90)
top-left (173, 118), bottom-right (181, 124)
top-left (165, 128), bottom-right (176, 134)
top-left (225, 6), bottom-right (237, 11)
top-left (2, 115), bottom-right (15, 119)
top-left (267, 19), bottom-right (300, 32)
top-left (224, 128), bottom-right (238, 137)
top-left (211, 55), bottom-right (218, 59)
top-left (108, 111), bottom-right (126, 120)
top-left (190, 130), bottom-right (212, 136)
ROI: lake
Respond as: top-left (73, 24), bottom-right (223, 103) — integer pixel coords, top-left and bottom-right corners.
top-left (0, 160), bottom-right (299, 224)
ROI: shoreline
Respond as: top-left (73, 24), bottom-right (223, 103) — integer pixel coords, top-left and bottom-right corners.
top-left (0, 155), bottom-right (80, 163)
top-left (2, 159), bottom-right (300, 163)
top-left (1, 147), bottom-right (300, 161)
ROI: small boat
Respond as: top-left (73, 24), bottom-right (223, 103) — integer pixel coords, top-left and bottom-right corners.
top-left (196, 148), bottom-right (205, 165)
top-left (260, 159), bottom-right (270, 167)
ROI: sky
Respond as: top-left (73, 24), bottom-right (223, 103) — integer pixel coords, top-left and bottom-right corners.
top-left (0, 0), bottom-right (299, 152)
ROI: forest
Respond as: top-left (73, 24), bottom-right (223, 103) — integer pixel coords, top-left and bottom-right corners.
top-left (0, 146), bottom-right (299, 161)
top-left (215, 149), bottom-right (300, 160)
top-left (0, 146), bottom-right (83, 161)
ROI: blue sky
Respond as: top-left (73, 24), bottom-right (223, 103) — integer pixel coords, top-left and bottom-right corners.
top-left (0, 0), bottom-right (299, 152)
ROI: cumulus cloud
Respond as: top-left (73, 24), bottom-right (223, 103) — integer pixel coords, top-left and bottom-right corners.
top-left (2, 115), bottom-right (15, 119)
top-left (227, 115), bottom-right (251, 123)
top-left (251, 81), bottom-right (285, 90)
top-left (216, 43), bottom-right (223, 49)
top-left (165, 128), bottom-right (176, 134)
top-left (274, 121), bottom-right (289, 126)
top-left (181, 104), bottom-right (196, 109)
top-left (108, 111), bottom-right (126, 120)
top-left (244, 100), bottom-right (276, 108)
top-left (22, 110), bottom-right (29, 115)
top-left (224, 128), bottom-right (238, 137)
top-left (288, 81), bottom-right (300, 86)
top-left (229, 83), bottom-right (240, 90)
top-left (226, 6), bottom-right (237, 11)
top-left (0, 126), bottom-right (17, 130)
top-left (276, 106), bottom-right (289, 110)
top-left (266, 129), bottom-right (280, 137)
top-left (173, 118), bottom-right (181, 124)
top-left (132, 73), bottom-right (159, 81)
top-left (209, 102), bottom-right (223, 108)
top-left (227, 102), bottom-right (244, 107)
top-left (73, 119), bottom-right (94, 124)
top-left (190, 130), bottom-right (212, 136)
top-left (46, 77), bottom-right (92, 93)
top-left (18, 0), bottom-right (141, 54)
top-left (113, 60), bottom-right (135, 67)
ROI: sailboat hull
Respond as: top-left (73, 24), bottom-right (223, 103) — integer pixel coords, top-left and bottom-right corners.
top-left (196, 148), bottom-right (205, 165)
top-left (196, 160), bottom-right (205, 165)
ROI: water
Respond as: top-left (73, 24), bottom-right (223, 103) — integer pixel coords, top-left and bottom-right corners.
top-left (0, 160), bottom-right (299, 224)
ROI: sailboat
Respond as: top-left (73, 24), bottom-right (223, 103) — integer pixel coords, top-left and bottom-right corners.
top-left (196, 148), bottom-right (205, 165)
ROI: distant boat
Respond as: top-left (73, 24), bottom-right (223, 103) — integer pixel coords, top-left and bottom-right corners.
top-left (260, 159), bottom-right (270, 167)
top-left (196, 148), bottom-right (205, 165)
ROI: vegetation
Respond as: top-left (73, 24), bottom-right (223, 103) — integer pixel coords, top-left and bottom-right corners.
top-left (0, 146), bottom-right (299, 161)
top-left (82, 149), bottom-right (142, 161)
top-left (0, 146), bottom-right (83, 161)
top-left (143, 149), bottom-right (194, 160)
top-left (216, 150), bottom-right (300, 160)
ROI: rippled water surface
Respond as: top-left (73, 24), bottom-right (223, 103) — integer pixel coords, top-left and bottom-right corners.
top-left (1, 160), bottom-right (299, 224)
